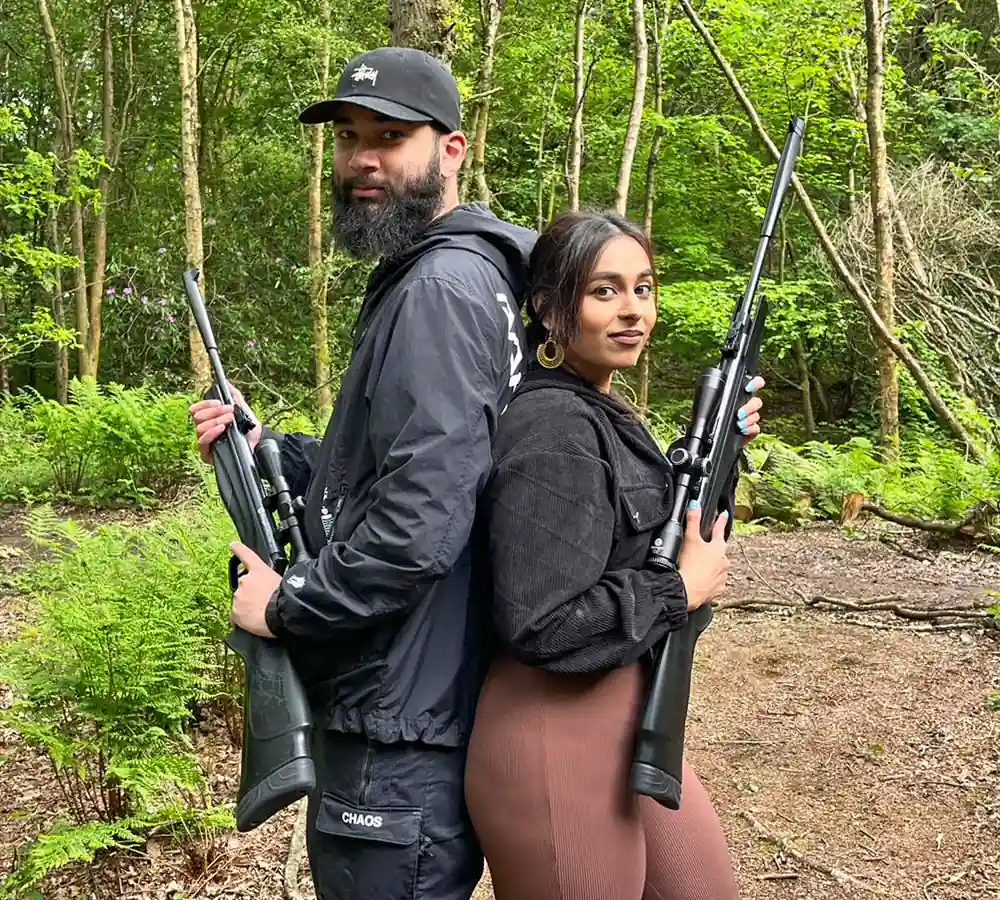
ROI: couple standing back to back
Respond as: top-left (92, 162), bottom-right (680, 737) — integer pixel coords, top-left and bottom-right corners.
top-left (190, 45), bottom-right (764, 900)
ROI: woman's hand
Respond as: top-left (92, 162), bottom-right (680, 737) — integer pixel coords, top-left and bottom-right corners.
top-left (677, 504), bottom-right (731, 611)
top-left (737, 376), bottom-right (766, 445)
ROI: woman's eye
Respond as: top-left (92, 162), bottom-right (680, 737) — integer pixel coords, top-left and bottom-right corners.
top-left (636, 283), bottom-right (653, 297)
top-left (594, 285), bottom-right (616, 298)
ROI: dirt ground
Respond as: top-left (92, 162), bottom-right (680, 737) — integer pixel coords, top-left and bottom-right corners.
top-left (1, 505), bottom-right (998, 899)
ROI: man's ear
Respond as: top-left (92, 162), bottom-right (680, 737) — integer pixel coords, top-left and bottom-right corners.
top-left (439, 130), bottom-right (467, 179)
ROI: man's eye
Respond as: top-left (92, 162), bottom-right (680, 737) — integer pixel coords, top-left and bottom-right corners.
top-left (336, 130), bottom-right (356, 141)
top-left (382, 130), bottom-right (404, 140)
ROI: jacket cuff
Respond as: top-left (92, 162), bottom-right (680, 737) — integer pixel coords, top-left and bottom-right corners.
top-left (648, 568), bottom-right (689, 632)
top-left (264, 588), bottom-right (285, 639)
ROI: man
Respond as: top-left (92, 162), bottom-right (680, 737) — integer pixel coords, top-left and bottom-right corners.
top-left (190, 47), bottom-right (534, 900)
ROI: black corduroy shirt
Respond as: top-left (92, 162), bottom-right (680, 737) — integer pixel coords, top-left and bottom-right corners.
top-left (477, 367), bottom-right (692, 675)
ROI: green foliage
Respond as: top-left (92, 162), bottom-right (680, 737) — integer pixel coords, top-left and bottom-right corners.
top-left (0, 802), bottom-right (237, 899)
top-left (0, 103), bottom-right (85, 370)
top-left (654, 273), bottom-right (851, 389)
top-left (0, 400), bottom-right (51, 501)
top-left (748, 434), bottom-right (1000, 524)
top-left (0, 307), bottom-right (77, 366)
top-left (0, 500), bottom-right (234, 822)
top-left (0, 819), bottom-right (144, 899)
top-left (10, 379), bottom-right (199, 505)
top-left (0, 496), bottom-right (239, 895)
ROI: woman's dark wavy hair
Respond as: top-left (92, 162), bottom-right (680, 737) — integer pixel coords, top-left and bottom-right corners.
top-left (526, 209), bottom-right (655, 352)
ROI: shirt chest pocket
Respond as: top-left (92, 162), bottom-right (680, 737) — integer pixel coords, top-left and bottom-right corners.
top-left (609, 483), bottom-right (672, 570)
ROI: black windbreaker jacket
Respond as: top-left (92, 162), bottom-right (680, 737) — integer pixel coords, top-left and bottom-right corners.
top-left (262, 204), bottom-right (535, 748)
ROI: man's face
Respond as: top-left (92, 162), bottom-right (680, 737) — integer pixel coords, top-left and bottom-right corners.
top-left (331, 105), bottom-right (447, 260)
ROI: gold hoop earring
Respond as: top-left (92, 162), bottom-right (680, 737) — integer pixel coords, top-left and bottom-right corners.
top-left (536, 336), bottom-right (564, 369)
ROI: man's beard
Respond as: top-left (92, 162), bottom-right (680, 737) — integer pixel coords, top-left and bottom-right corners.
top-left (332, 158), bottom-right (445, 261)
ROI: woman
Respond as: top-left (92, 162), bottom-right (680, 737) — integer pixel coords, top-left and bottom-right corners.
top-left (465, 210), bottom-right (763, 899)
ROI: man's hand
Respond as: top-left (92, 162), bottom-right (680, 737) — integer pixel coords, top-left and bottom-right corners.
top-left (737, 375), bottom-right (766, 445)
top-left (229, 541), bottom-right (282, 638)
top-left (189, 384), bottom-right (262, 465)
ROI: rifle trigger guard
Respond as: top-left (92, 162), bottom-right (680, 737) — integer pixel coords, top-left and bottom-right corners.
top-left (228, 554), bottom-right (244, 593)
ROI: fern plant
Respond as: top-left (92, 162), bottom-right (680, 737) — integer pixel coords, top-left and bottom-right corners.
top-left (0, 498), bottom-right (240, 896)
top-left (18, 378), bottom-right (199, 505)
top-left (0, 500), bottom-right (235, 820)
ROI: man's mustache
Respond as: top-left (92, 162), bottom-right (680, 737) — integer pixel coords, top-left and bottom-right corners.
top-left (338, 177), bottom-right (391, 194)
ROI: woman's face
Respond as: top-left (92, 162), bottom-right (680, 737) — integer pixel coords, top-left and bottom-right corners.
top-left (560, 234), bottom-right (657, 392)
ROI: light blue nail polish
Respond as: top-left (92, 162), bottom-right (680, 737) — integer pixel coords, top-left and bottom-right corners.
top-left (745, 379), bottom-right (756, 392)
top-left (738, 409), bottom-right (747, 420)
top-left (688, 499), bottom-right (700, 510)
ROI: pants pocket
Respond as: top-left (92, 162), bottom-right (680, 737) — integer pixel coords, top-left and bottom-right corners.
top-left (310, 790), bottom-right (422, 900)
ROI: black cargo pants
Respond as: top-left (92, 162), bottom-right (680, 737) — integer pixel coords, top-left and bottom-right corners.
top-left (305, 729), bottom-right (484, 900)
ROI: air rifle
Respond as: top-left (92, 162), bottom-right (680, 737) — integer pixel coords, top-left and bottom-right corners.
top-left (630, 118), bottom-right (806, 809)
top-left (183, 268), bottom-right (316, 832)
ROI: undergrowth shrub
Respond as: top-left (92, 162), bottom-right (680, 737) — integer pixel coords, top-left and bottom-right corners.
top-left (0, 399), bottom-right (51, 501)
top-left (0, 497), bottom-right (237, 896)
top-left (10, 378), bottom-right (200, 506)
top-left (746, 434), bottom-right (1000, 526)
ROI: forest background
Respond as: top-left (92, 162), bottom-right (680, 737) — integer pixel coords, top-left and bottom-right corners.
top-left (1, 0), bottom-right (999, 897)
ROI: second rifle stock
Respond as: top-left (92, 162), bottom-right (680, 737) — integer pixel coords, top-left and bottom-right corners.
top-left (630, 118), bottom-right (806, 810)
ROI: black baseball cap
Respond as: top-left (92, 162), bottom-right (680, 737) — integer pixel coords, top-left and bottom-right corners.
top-left (299, 47), bottom-right (462, 133)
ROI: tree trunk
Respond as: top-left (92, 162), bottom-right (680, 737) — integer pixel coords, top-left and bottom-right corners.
top-left (865, 0), bottom-right (899, 458)
top-left (50, 211), bottom-right (68, 404)
top-left (388, 0), bottom-right (458, 63)
top-left (0, 292), bottom-right (7, 395)
top-left (535, 73), bottom-right (562, 232)
top-left (780, 213), bottom-right (816, 436)
top-left (842, 37), bottom-right (952, 418)
top-left (84, 0), bottom-right (115, 380)
top-left (566, 0), bottom-right (588, 211)
top-left (175, 0), bottom-right (211, 390)
top-left (309, 0), bottom-right (333, 419)
top-left (638, 0), bottom-right (667, 416)
top-left (469, 0), bottom-right (505, 205)
top-left (677, 0), bottom-right (984, 460)
top-left (37, 0), bottom-right (88, 379)
top-left (613, 0), bottom-right (648, 215)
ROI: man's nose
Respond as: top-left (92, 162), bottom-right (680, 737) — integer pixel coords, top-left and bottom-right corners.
top-left (349, 147), bottom-right (380, 173)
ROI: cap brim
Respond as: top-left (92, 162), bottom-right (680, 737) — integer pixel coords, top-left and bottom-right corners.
top-left (299, 96), bottom-right (435, 125)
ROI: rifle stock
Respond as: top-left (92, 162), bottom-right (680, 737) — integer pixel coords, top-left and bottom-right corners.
top-left (183, 269), bottom-right (316, 832)
top-left (631, 118), bottom-right (806, 809)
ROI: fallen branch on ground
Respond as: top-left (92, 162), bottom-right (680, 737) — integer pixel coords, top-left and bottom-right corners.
top-left (717, 591), bottom-right (998, 633)
top-left (807, 595), bottom-right (999, 629)
top-left (876, 534), bottom-right (936, 563)
top-left (741, 810), bottom-right (887, 894)
top-left (862, 502), bottom-right (978, 536)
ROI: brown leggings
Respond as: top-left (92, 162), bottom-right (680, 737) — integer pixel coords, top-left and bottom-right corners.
top-left (465, 656), bottom-right (740, 900)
